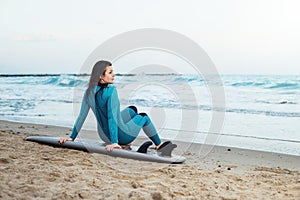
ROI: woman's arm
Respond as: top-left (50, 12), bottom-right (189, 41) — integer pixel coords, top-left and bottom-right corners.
top-left (69, 91), bottom-right (91, 140)
top-left (107, 87), bottom-right (119, 144)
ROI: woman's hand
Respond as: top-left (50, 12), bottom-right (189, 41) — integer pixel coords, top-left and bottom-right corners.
top-left (106, 143), bottom-right (122, 152)
top-left (59, 136), bottom-right (73, 144)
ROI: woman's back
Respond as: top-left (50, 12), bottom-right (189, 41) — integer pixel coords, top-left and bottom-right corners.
top-left (60, 60), bottom-right (162, 152)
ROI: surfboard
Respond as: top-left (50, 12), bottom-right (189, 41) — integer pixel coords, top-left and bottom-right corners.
top-left (26, 136), bottom-right (186, 164)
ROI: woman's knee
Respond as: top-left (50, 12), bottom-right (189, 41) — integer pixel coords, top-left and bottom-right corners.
top-left (121, 107), bottom-right (138, 123)
top-left (128, 106), bottom-right (138, 113)
top-left (139, 112), bottom-right (148, 117)
top-left (139, 113), bottom-right (152, 126)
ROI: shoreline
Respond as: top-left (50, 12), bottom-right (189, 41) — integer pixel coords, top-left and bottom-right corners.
top-left (1, 119), bottom-right (299, 199)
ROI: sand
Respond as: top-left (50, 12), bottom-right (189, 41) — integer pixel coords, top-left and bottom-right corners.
top-left (0, 120), bottom-right (299, 199)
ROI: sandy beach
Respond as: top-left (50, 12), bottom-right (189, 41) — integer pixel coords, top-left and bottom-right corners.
top-left (0, 120), bottom-right (299, 199)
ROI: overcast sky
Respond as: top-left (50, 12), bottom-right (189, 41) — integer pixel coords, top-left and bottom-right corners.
top-left (0, 0), bottom-right (299, 74)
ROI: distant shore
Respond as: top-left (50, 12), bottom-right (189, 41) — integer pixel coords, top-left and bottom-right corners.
top-left (0, 73), bottom-right (180, 77)
top-left (0, 120), bottom-right (299, 199)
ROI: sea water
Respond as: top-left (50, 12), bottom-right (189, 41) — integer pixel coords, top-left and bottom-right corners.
top-left (0, 74), bottom-right (299, 156)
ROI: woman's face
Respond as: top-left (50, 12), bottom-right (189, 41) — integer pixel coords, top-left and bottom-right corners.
top-left (100, 65), bottom-right (115, 84)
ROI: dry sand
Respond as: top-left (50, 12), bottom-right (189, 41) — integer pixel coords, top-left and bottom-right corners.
top-left (0, 120), bottom-right (299, 199)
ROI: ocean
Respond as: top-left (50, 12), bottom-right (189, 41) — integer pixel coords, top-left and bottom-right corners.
top-left (0, 74), bottom-right (299, 156)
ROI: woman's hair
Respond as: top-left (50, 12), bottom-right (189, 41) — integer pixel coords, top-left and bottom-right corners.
top-left (86, 60), bottom-right (112, 99)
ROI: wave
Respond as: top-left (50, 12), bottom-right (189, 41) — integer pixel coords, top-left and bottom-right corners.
top-left (0, 74), bottom-right (90, 77)
top-left (161, 128), bottom-right (300, 144)
top-left (255, 100), bottom-right (297, 105)
top-left (0, 113), bottom-right (46, 117)
top-left (125, 98), bottom-right (300, 117)
top-left (230, 81), bottom-right (266, 87)
top-left (229, 81), bottom-right (299, 90)
top-left (173, 75), bottom-right (204, 83)
top-left (0, 99), bottom-right (36, 112)
top-left (267, 82), bottom-right (299, 90)
top-left (225, 108), bottom-right (299, 117)
top-left (6, 76), bottom-right (89, 87)
top-left (41, 76), bottom-right (87, 87)
top-left (39, 99), bottom-right (74, 103)
top-left (2, 74), bottom-right (299, 89)
top-left (3, 95), bottom-right (298, 117)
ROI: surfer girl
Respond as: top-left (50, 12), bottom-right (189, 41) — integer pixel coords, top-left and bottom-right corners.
top-left (59, 60), bottom-right (167, 152)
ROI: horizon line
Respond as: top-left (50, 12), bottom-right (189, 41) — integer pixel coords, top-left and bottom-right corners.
top-left (0, 73), bottom-right (299, 77)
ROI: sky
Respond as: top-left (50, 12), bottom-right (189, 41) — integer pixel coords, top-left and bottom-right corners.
top-left (0, 0), bottom-right (299, 75)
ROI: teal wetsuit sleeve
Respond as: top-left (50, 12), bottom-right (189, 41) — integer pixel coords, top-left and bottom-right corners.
top-left (70, 91), bottom-right (90, 140)
top-left (107, 88), bottom-right (119, 144)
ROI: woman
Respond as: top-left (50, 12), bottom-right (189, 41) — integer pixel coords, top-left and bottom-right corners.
top-left (59, 60), bottom-right (164, 152)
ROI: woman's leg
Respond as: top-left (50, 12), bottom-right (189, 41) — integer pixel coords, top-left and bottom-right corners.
top-left (121, 113), bottom-right (161, 146)
top-left (138, 113), bottom-right (161, 146)
top-left (118, 110), bottom-right (161, 146)
top-left (121, 106), bottom-right (138, 123)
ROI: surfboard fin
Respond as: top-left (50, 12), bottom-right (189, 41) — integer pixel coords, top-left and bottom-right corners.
top-left (157, 141), bottom-right (177, 157)
top-left (137, 141), bottom-right (153, 153)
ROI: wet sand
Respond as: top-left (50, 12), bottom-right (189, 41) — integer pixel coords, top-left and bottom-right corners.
top-left (0, 120), bottom-right (299, 199)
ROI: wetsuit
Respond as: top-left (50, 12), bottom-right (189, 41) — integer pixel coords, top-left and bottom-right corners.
top-left (70, 84), bottom-right (161, 145)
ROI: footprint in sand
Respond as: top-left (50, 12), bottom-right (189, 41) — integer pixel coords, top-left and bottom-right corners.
top-left (0, 158), bottom-right (10, 164)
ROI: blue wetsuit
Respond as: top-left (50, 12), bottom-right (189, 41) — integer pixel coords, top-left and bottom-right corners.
top-left (70, 85), bottom-right (161, 146)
